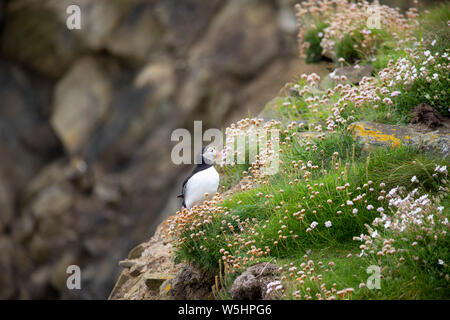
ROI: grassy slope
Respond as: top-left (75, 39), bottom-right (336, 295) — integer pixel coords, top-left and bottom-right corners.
top-left (172, 3), bottom-right (450, 300)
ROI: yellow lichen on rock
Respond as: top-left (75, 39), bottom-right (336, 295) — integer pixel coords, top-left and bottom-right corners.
top-left (348, 122), bottom-right (401, 148)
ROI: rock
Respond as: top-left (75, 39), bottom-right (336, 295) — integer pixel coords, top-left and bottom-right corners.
top-left (129, 263), bottom-right (145, 277)
top-left (51, 56), bottom-right (113, 155)
top-left (0, 170), bottom-right (14, 232)
top-left (145, 273), bottom-right (175, 291)
top-left (410, 103), bottom-right (445, 129)
top-left (134, 60), bottom-right (175, 100)
top-left (189, 0), bottom-right (279, 78)
top-left (105, 2), bottom-right (166, 64)
top-left (155, 0), bottom-right (222, 52)
top-left (177, 66), bottom-right (214, 115)
top-left (49, 253), bottom-right (77, 293)
top-left (118, 259), bottom-right (136, 268)
top-left (349, 121), bottom-right (450, 156)
top-left (230, 263), bottom-right (280, 300)
top-left (166, 264), bottom-right (215, 300)
top-left (109, 217), bottom-right (182, 300)
top-left (0, 60), bottom-right (60, 188)
top-left (127, 243), bottom-right (147, 260)
top-left (94, 180), bottom-right (120, 205)
top-left (109, 272), bottom-right (132, 300)
top-left (1, 2), bottom-right (82, 78)
top-left (24, 161), bottom-right (68, 201)
top-left (31, 184), bottom-right (73, 219)
top-left (0, 236), bottom-right (16, 299)
top-left (53, 0), bottom-right (124, 50)
top-left (322, 65), bottom-right (374, 88)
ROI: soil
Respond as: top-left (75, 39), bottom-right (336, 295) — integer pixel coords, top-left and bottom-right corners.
top-left (408, 103), bottom-right (450, 134)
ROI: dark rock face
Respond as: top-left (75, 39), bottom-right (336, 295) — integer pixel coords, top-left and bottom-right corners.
top-left (166, 264), bottom-right (216, 300)
top-left (0, 0), bottom-right (323, 299)
top-left (230, 263), bottom-right (280, 300)
top-left (410, 103), bottom-right (444, 129)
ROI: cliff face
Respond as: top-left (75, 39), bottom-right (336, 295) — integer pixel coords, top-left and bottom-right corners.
top-left (0, 0), bottom-right (333, 299)
top-left (108, 0), bottom-right (450, 300)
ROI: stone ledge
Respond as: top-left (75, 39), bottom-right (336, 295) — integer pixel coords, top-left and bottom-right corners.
top-left (348, 121), bottom-right (450, 156)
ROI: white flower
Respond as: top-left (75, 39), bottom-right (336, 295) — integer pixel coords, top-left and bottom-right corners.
top-left (438, 259), bottom-right (444, 265)
top-left (389, 186), bottom-right (399, 196)
top-left (347, 200), bottom-right (354, 206)
top-left (318, 32), bottom-right (323, 38)
top-left (310, 221), bottom-right (319, 229)
top-left (391, 90), bottom-right (401, 97)
top-left (383, 97), bottom-right (393, 105)
top-left (431, 40), bottom-right (437, 46)
top-left (367, 205), bottom-right (374, 210)
top-left (432, 73), bottom-right (439, 80)
top-left (371, 230), bottom-right (379, 238)
top-left (353, 208), bottom-right (358, 215)
top-left (411, 176), bottom-right (419, 183)
top-left (325, 221), bottom-right (332, 228)
top-left (424, 50), bottom-right (430, 57)
top-left (377, 207), bottom-right (384, 213)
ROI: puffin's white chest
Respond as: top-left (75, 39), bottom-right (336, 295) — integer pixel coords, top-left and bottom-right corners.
top-left (185, 166), bottom-right (219, 209)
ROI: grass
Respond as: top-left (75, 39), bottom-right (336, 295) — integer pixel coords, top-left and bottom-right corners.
top-left (304, 22), bottom-right (329, 63)
top-left (170, 2), bottom-right (450, 300)
top-left (173, 129), bottom-right (449, 299)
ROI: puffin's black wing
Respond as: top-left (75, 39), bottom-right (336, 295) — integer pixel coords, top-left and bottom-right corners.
top-left (177, 172), bottom-right (194, 208)
top-left (177, 173), bottom-right (192, 199)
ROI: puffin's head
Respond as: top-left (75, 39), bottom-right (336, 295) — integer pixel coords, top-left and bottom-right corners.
top-left (201, 146), bottom-right (221, 165)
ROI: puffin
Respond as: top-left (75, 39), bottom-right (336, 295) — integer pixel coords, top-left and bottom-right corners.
top-left (178, 146), bottom-right (221, 209)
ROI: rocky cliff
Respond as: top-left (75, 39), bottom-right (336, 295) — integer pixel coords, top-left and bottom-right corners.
top-left (0, 0), bottom-right (332, 299)
top-left (108, 0), bottom-right (449, 300)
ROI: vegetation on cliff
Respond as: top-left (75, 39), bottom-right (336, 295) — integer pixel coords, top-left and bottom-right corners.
top-left (168, 1), bottom-right (450, 300)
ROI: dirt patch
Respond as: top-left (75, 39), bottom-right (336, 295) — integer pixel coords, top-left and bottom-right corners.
top-left (230, 263), bottom-right (280, 300)
top-left (408, 103), bottom-right (450, 134)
